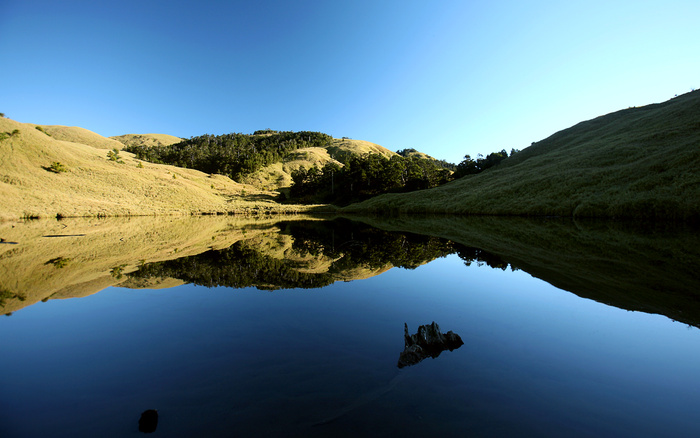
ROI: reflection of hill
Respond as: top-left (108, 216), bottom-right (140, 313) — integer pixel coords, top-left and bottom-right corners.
top-left (0, 216), bottom-right (305, 314)
top-left (7, 215), bottom-right (697, 329)
top-left (353, 215), bottom-right (700, 328)
top-left (0, 217), bottom-right (454, 314)
top-left (128, 219), bottom-right (454, 290)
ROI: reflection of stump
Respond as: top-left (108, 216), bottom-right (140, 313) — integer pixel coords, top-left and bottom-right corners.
top-left (138, 409), bottom-right (158, 433)
top-left (398, 322), bottom-right (464, 368)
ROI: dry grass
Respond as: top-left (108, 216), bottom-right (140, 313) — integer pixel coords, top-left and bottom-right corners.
top-left (0, 117), bottom-right (320, 220)
top-left (38, 125), bottom-right (127, 150)
top-left (327, 138), bottom-right (396, 163)
top-left (110, 133), bottom-right (183, 148)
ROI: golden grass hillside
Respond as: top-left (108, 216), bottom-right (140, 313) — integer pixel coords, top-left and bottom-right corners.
top-left (111, 133), bottom-right (183, 148)
top-left (242, 138), bottom-right (397, 191)
top-left (39, 125), bottom-right (127, 150)
top-left (241, 147), bottom-right (341, 191)
top-left (327, 138), bottom-right (396, 162)
top-left (343, 90), bottom-right (700, 220)
top-left (0, 117), bottom-right (315, 220)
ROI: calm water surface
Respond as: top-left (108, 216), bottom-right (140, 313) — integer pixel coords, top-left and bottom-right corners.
top-left (1, 218), bottom-right (700, 437)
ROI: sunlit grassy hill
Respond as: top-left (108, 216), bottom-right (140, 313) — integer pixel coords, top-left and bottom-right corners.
top-left (343, 90), bottom-right (700, 220)
top-left (0, 117), bottom-right (308, 220)
top-left (240, 137), bottom-right (397, 191)
top-left (111, 133), bottom-right (183, 148)
top-left (39, 125), bottom-right (127, 150)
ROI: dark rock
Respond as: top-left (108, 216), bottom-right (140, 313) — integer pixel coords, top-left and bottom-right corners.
top-left (398, 322), bottom-right (464, 368)
top-left (138, 409), bottom-right (158, 433)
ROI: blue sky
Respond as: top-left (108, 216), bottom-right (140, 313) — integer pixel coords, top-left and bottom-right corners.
top-left (1, 0), bottom-right (698, 163)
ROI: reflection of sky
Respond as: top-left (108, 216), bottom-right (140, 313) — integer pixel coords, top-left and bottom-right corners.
top-left (2, 254), bottom-right (700, 436)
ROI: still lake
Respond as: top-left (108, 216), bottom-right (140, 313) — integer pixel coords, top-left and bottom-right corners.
top-left (1, 216), bottom-right (700, 437)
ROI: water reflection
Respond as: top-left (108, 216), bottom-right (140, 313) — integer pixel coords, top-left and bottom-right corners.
top-left (128, 219), bottom-right (454, 290)
top-left (1, 215), bottom-right (700, 329)
top-left (2, 216), bottom-right (700, 437)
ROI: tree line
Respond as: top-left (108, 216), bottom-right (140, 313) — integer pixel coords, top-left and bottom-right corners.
top-left (286, 154), bottom-right (453, 205)
top-left (453, 149), bottom-right (519, 178)
top-left (287, 148), bottom-right (520, 205)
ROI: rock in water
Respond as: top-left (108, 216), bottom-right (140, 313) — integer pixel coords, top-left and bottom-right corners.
top-left (138, 409), bottom-right (158, 433)
top-left (398, 322), bottom-right (464, 368)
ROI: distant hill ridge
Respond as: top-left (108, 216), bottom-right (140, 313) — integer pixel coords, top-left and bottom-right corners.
top-left (111, 133), bottom-right (183, 148)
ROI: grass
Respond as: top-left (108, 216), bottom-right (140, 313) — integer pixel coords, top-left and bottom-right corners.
top-left (343, 90), bottom-right (700, 220)
top-left (110, 133), bottom-right (183, 148)
top-left (38, 125), bottom-right (127, 150)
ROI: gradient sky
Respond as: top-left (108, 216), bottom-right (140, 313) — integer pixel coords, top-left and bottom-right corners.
top-left (1, 0), bottom-right (698, 163)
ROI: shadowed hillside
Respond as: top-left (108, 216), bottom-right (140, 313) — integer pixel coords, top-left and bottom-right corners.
top-left (343, 90), bottom-right (700, 220)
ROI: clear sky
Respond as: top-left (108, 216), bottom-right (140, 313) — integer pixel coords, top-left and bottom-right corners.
top-left (1, 0), bottom-right (698, 163)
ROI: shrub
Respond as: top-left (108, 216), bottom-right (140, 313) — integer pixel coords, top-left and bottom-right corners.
top-left (110, 264), bottom-right (127, 279)
top-left (107, 148), bottom-right (124, 163)
top-left (35, 126), bottom-right (51, 136)
top-left (45, 257), bottom-right (70, 268)
top-left (47, 162), bottom-right (67, 173)
top-left (137, 161), bottom-right (144, 168)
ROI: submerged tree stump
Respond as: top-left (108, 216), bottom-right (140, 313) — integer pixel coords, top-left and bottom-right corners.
top-left (398, 321), bottom-right (464, 368)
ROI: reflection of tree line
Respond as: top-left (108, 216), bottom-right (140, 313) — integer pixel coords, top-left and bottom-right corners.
top-left (128, 220), bottom-right (510, 290)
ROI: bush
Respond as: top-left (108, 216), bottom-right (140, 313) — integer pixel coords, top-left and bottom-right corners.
top-left (35, 126), bottom-right (51, 136)
top-left (107, 148), bottom-right (124, 163)
top-left (47, 162), bottom-right (67, 173)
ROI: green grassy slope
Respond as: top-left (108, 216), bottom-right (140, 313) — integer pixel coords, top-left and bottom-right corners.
top-left (343, 90), bottom-right (700, 220)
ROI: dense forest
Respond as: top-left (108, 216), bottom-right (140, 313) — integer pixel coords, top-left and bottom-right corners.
top-left (125, 130), bottom-right (332, 180)
top-left (128, 220), bottom-right (514, 290)
top-left (286, 154), bottom-right (453, 205)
